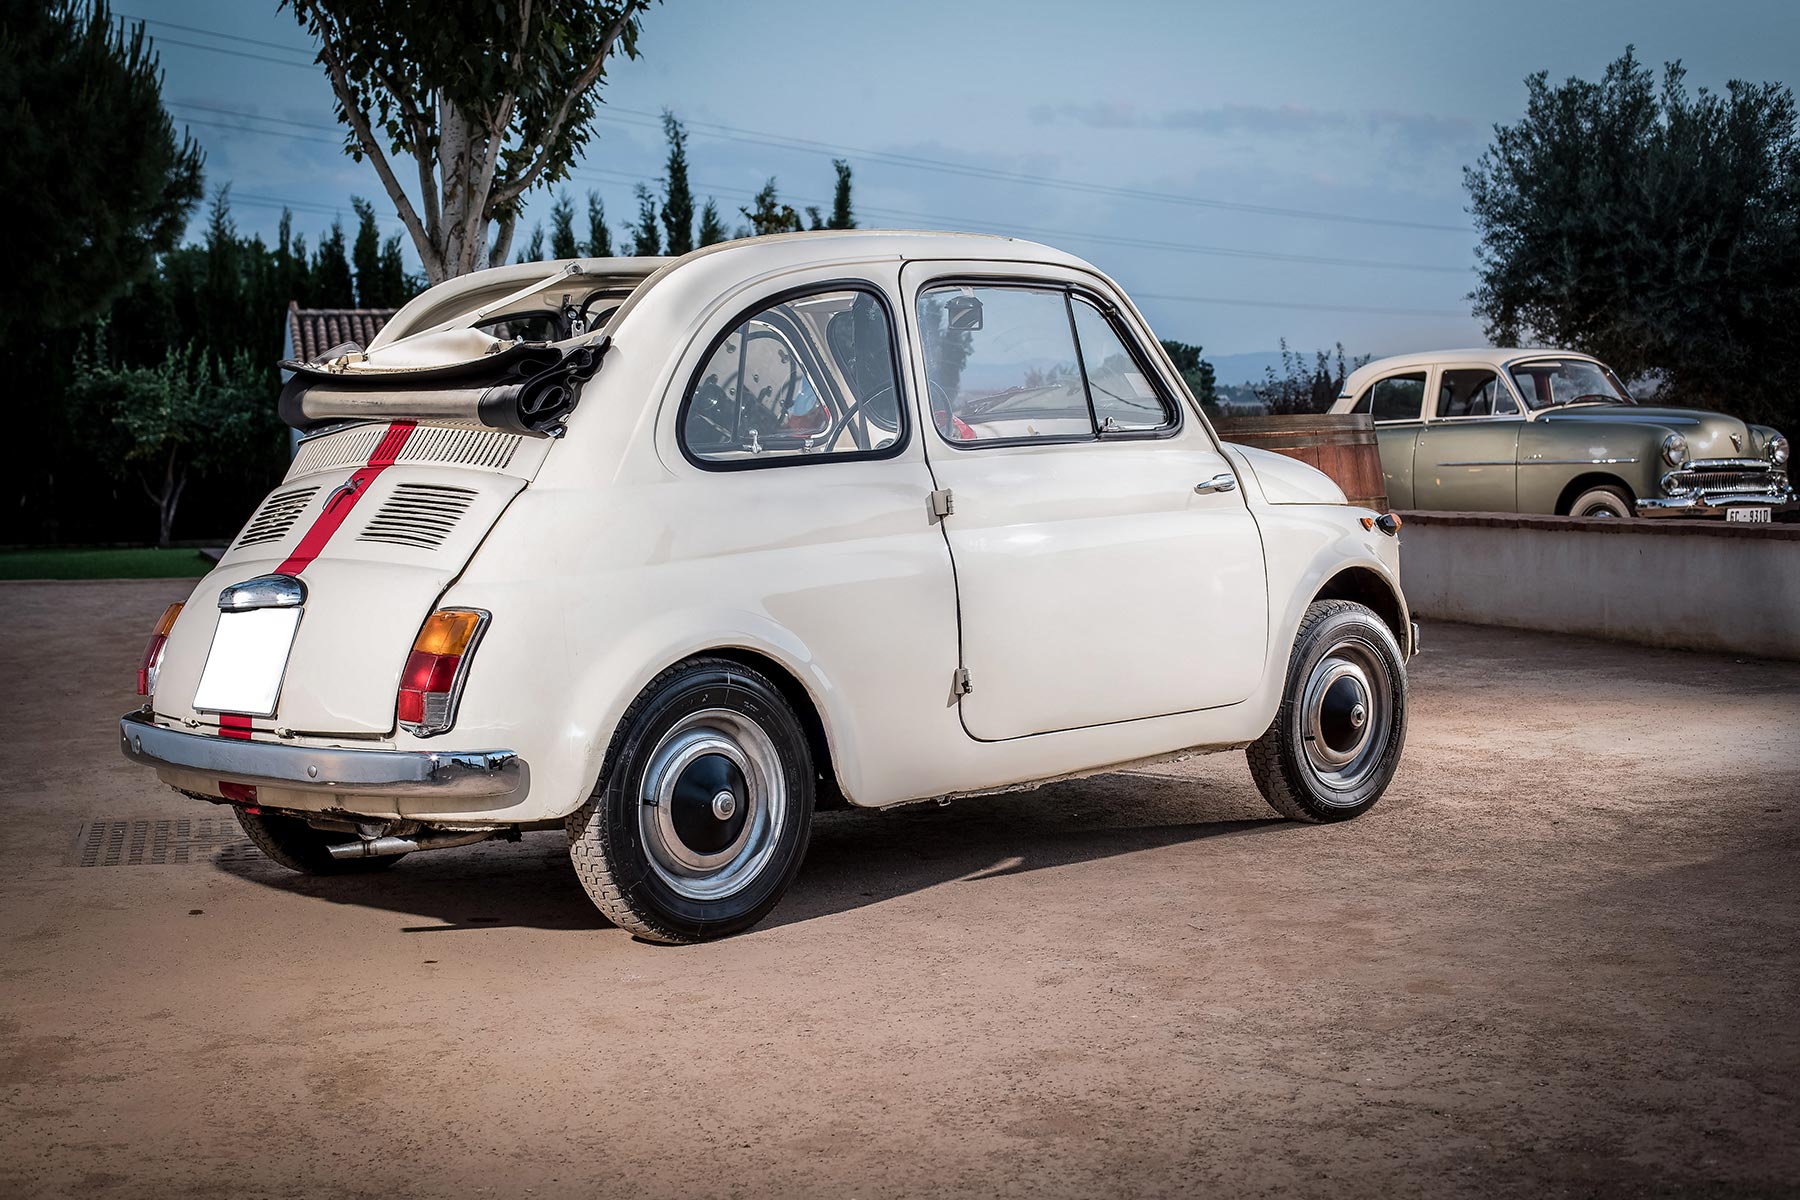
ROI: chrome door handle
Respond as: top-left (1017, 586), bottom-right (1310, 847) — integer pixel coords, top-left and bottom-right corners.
top-left (1194, 473), bottom-right (1238, 494)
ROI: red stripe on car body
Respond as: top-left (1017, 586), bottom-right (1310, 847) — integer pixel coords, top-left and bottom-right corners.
top-left (274, 421), bottom-right (415, 576)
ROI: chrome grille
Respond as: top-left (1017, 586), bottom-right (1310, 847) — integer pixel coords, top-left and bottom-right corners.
top-left (233, 486), bottom-right (318, 548)
top-left (289, 422), bottom-right (520, 477)
top-left (1665, 465), bottom-right (1780, 494)
top-left (356, 483), bottom-right (478, 549)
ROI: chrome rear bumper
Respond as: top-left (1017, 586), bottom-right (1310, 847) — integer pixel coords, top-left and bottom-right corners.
top-left (118, 710), bottom-right (524, 799)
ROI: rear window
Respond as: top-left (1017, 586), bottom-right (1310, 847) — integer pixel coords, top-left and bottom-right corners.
top-left (1366, 372), bottom-right (1426, 423)
top-left (681, 287), bottom-right (904, 468)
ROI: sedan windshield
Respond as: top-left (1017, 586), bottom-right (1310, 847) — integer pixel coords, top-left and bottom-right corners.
top-left (1508, 359), bottom-right (1632, 409)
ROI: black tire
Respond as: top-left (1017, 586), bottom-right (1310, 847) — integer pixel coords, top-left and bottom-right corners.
top-left (1247, 600), bottom-right (1407, 823)
top-left (566, 657), bottom-right (815, 944)
top-left (1567, 485), bottom-right (1634, 518)
top-left (234, 809), bottom-right (404, 874)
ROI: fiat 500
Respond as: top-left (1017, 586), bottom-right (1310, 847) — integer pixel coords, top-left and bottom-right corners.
top-left (121, 232), bottom-right (1415, 943)
top-left (1332, 349), bottom-right (1792, 519)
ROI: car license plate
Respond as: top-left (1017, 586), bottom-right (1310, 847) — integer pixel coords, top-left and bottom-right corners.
top-left (1726, 507), bottom-right (1772, 523)
top-left (192, 607), bottom-right (303, 717)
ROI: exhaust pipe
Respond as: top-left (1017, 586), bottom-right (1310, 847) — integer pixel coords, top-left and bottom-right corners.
top-left (326, 829), bottom-right (497, 860)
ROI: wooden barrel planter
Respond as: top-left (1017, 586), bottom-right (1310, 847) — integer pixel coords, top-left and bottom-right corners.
top-left (1213, 413), bottom-right (1388, 511)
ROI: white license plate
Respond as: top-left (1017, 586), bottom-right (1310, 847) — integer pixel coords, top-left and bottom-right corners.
top-left (1726, 507), bottom-right (1772, 523)
top-left (192, 607), bottom-right (303, 717)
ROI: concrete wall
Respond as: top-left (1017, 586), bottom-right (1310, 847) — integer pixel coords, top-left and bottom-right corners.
top-left (1396, 512), bottom-right (1800, 660)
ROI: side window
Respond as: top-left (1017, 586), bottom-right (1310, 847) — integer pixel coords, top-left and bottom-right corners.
top-left (682, 287), bottom-right (902, 466)
top-left (1069, 298), bottom-right (1174, 432)
top-left (1349, 389), bottom-right (1373, 416)
top-left (1436, 369), bottom-right (1516, 418)
top-left (1370, 372), bottom-right (1427, 423)
top-left (918, 285), bottom-right (1090, 442)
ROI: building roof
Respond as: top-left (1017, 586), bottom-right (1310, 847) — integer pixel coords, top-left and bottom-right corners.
top-left (286, 301), bottom-right (400, 364)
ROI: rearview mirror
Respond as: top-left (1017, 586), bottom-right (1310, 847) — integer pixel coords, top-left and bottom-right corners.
top-left (945, 294), bottom-right (984, 332)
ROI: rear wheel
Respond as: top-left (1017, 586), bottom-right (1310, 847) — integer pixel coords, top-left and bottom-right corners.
top-left (567, 658), bottom-right (815, 944)
top-left (234, 810), bottom-right (403, 874)
top-left (1568, 485), bottom-right (1634, 518)
top-left (1247, 600), bottom-right (1407, 823)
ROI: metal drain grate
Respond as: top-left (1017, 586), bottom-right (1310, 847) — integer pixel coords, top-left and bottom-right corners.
top-left (69, 817), bottom-right (262, 867)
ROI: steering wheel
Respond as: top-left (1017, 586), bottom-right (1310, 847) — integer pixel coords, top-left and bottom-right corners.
top-left (820, 383), bottom-right (896, 452)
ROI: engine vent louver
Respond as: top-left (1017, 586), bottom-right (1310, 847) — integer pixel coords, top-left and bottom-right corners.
top-left (233, 486), bottom-right (318, 549)
top-left (289, 422), bottom-right (521, 477)
top-left (356, 483), bottom-right (478, 550)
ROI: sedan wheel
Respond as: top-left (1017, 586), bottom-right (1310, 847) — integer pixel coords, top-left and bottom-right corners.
top-left (567, 658), bottom-right (815, 943)
top-left (1568, 485), bottom-right (1634, 518)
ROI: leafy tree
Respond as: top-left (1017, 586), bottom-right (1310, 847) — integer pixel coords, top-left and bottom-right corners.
top-left (1467, 48), bottom-right (1800, 427)
top-left (697, 198), bottom-right (728, 246)
top-left (1253, 340), bottom-right (1365, 415)
top-left (1159, 339), bottom-right (1219, 409)
top-left (630, 183), bottom-right (661, 255)
top-left (585, 190), bottom-right (612, 256)
top-left (0, 1), bottom-right (204, 337)
top-left (660, 110), bottom-right (695, 255)
top-left (516, 223), bottom-right (546, 264)
top-left (549, 192), bottom-right (579, 258)
top-left (71, 339), bottom-right (279, 546)
top-left (286, 0), bottom-right (657, 281)
top-left (740, 178), bottom-right (803, 236)
top-left (310, 219), bottom-right (355, 306)
top-left (827, 159), bottom-right (856, 229)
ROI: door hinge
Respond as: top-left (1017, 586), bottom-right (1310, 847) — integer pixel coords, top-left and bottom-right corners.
top-left (952, 666), bottom-right (974, 696)
top-left (928, 488), bottom-right (955, 522)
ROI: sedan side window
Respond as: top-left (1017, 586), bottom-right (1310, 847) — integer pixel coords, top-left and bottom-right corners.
top-left (1370, 372), bottom-right (1427, 423)
top-left (1436, 369), bottom-right (1518, 419)
top-left (682, 288), bottom-right (903, 467)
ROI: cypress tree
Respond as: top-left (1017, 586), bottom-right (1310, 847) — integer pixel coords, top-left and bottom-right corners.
top-left (659, 110), bottom-right (696, 255)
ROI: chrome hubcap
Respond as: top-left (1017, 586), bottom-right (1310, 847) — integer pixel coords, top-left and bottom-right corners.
top-left (639, 709), bottom-right (785, 901)
top-left (1301, 639), bottom-right (1391, 800)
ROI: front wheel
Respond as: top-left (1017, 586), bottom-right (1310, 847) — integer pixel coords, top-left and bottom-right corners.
top-left (1247, 600), bottom-right (1408, 823)
top-left (1568, 485), bottom-right (1634, 518)
top-left (567, 658), bottom-right (816, 944)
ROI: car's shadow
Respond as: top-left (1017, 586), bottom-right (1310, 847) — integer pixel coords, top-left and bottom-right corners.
top-left (214, 769), bottom-right (1286, 937)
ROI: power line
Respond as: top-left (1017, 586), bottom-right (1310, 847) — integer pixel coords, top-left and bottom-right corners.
top-left (114, 12), bottom-right (317, 58)
top-left (170, 102), bottom-right (1470, 277)
top-left (132, 15), bottom-right (1475, 237)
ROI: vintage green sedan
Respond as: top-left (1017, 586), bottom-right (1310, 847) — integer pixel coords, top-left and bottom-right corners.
top-left (1331, 349), bottom-right (1792, 519)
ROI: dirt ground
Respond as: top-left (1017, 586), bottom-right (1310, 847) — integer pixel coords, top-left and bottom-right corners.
top-left (1, 579), bottom-right (1796, 1199)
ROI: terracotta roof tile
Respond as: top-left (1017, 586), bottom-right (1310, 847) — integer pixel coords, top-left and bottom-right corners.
top-left (286, 300), bottom-right (400, 363)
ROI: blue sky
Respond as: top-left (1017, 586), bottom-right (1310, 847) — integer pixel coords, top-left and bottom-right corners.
top-left (140, 0), bottom-right (1796, 375)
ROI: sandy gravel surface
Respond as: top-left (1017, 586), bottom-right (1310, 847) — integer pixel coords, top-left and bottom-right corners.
top-left (2, 580), bottom-right (1796, 1199)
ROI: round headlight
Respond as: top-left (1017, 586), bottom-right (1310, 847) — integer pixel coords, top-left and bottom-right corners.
top-left (1661, 432), bottom-right (1688, 466)
top-left (1770, 434), bottom-right (1790, 467)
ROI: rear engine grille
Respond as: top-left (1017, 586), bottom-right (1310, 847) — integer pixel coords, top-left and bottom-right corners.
top-left (289, 422), bottom-right (521, 476)
top-left (234, 486), bottom-right (318, 548)
top-left (357, 483), bottom-right (478, 549)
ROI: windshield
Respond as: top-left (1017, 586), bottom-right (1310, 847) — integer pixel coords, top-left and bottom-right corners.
top-left (1508, 359), bottom-right (1632, 409)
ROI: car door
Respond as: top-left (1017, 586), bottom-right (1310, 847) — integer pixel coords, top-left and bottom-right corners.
top-left (1347, 370), bottom-right (1429, 507)
top-left (1412, 365), bottom-right (1523, 511)
top-left (901, 263), bottom-right (1269, 742)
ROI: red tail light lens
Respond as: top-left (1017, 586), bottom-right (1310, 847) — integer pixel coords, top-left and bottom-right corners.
top-left (136, 603), bottom-right (184, 696)
top-left (397, 609), bottom-right (487, 735)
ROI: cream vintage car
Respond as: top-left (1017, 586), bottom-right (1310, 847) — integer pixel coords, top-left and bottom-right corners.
top-left (121, 232), bottom-right (1415, 943)
top-left (1331, 349), bottom-right (1792, 519)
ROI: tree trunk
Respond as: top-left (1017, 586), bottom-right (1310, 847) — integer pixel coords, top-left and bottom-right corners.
top-left (145, 446), bottom-right (188, 550)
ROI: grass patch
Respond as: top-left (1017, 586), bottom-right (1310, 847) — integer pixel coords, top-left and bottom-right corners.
top-left (0, 547), bottom-right (214, 581)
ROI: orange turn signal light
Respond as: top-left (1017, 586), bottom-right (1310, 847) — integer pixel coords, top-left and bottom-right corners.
top-left (136, 602), bottom-right (184, 696)
top-left (1361, 513), bottom-right (1402, 536)
top-left (398, 609), bottom-right (487, 734)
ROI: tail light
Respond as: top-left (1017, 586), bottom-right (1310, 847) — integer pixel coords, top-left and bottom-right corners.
top-left (136, 603), bottom-right (184, 696)
top-left (397, 609), bottom-right (488, 736)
